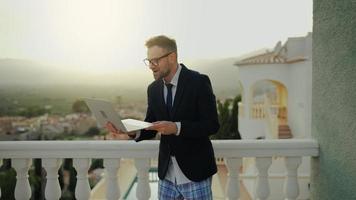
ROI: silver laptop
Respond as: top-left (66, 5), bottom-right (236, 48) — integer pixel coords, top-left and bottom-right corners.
top-left (84, 98), bottom-right (152, 132)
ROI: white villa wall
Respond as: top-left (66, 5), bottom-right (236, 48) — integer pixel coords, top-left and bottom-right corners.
top-left (286, 34), bottom-right (312, 138)
top-left (305, 60), bottom-right (312, 138)
top-left (304, 33), bottom-right (312, 58)
top-left (285, 38), bottom-right (306, 59)
top-left (239, 118), bottom-right (265, 139)
top-left (239, 64), bottom-right (290, 138)
top-left (239, 59), bottom-right (312, 139)
top-left (239, 64), bottom-right (291, 90)
top-left (238, 33), bottom-right (312, 139)
top-left (287, 61), bottom-right (312, 138)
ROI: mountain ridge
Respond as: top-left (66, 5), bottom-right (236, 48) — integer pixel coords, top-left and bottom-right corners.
top-left (0, 58), bottom-right (241, 98)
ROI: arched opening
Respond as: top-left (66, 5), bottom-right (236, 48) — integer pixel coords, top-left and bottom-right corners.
top-left (249, 79), bottom-right (291, 139)
top-left (249, 80), bottom-right (288, 119)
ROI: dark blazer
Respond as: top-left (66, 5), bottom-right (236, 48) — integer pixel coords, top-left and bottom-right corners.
top-left (136, 64), bottom-right (220, 182)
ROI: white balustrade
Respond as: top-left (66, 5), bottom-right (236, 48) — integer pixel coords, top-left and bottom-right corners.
top-left (104, 158), bottom-right (121, 200)
top-left (0, 140), bottom-right (318, 199)
top-left (135, 158), bottom-right (151, 200)
top-left (12, 158), bottom-right (32, 200)
top-left (225, 157), bottom-right (242, 200)
top-left (73, 158), bottom-right (91, 200)
top-left (42, 158), bottom-right (62, 200)
top-left (255, 157), bottom-right (272, 200)
top-left (284, 157), bottom-right (302, 200)
top-left (252, 103), bottom-right (266, 119)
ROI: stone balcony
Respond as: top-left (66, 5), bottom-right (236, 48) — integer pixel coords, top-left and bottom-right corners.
top-left (0, 139), bottom-right (318, 200)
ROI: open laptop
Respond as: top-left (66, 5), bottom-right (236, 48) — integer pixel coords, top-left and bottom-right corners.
top-left (84, 98), bottom-right (152, 132)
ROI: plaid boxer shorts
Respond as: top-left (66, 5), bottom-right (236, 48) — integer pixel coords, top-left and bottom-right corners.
top-left (158, 177), bottom-right (213, 200)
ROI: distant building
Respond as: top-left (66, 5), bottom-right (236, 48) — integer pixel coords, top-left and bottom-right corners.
top-left (0, 116), bottom-right (29, 140)
top-left (0, 113), bottom-right (98, 140)
top-left (235, 32), bottom-right (312, 199)
top-left (68, 113), bottom-right (97, 135)
top-left (235, 32), bottom-right (312, 140)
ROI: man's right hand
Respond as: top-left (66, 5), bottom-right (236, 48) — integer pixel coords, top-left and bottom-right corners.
top-left (105, 122), bottom-right (136, 140)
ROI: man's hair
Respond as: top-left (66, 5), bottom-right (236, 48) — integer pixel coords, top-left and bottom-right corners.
top-left (145, 35), bottom-right (177, 53)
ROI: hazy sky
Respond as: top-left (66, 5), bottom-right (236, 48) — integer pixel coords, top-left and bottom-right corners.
top-left (0, 0), bottom-right (312, 71)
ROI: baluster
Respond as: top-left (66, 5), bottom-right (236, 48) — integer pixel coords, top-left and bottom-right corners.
top-left (255, 157), bottom-right (272, 200)
top-left (12, 158), bottom-right (32, 200)
top-left (73, 158), bottom-right (91, 200)
top-left (104, 158), bottom-right (121, 200)
top-left (42, 158), bottom-right (62, 200)
top-left (284, 157), bottom-right (301, 200)
top-left (225, 157), bottom-right (242, 200)
top-left (134, 158), bottom-right (150, 200)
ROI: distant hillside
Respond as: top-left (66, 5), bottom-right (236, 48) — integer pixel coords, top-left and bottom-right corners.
top-left (186, 57), bottom-right (241, 99)
top-left (0, 58), bottom-right (241, 99)
top-left (0, 58), bottom-right (152, 87)
top-left (0, 59), bottom-right (58, 85)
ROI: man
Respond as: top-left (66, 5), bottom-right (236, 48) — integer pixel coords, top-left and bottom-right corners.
top-left (107, 35), bottom-right (219, 200)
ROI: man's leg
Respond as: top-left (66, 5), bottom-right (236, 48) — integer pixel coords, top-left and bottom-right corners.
top-left (158, 179), bottom-right (184, 200)
top-left (176, 177), bottom-right (213, 200)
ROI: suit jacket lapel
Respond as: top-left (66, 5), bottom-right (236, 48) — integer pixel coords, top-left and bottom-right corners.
top-left (172, 65), bottom-right (188, 118)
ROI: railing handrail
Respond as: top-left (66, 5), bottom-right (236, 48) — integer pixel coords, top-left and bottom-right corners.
top-left (0, 139), bottom-right (318, 159)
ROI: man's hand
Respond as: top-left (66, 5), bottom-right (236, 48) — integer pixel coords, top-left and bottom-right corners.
top-left (146, 121), bottom-right (177, 135)
top-left (105, 122), bottom-right (136, 140)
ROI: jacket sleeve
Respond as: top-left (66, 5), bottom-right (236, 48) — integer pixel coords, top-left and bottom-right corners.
top-left (135, 86), bottom-right (157, 142)
top-left (179, 75), bottom-right (220, 138)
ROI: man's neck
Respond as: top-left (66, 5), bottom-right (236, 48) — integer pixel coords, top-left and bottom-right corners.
top-left (163, 63), bottom-right (179, 83)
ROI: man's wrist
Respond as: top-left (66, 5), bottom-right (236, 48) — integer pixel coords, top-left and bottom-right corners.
top-left (128, 131), bottom-right (140, 140)
top-left (175, 122), bottom-right (181, 136)
top-left (127, 131), bottom-right (136, 139)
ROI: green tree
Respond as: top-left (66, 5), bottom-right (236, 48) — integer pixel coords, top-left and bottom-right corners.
top-left (211, 95), bottom-right (242, 139)
top-left (89, 159), bottom-right (104, 173)
top-left (58, 159), bottom-right (77, 200)
top-left (85, 127), bottom-right (100, 136)
top-left (0, 159), bottom-right (16, 200)
top-left (18, 106), bottom-right (47, 118)
top-left (72, 99), bottom-right (89, 113)
top-left (29, 159), bottom-right (43, 200)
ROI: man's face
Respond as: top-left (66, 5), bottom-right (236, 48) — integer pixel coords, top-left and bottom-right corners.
top-left (146, 46), bottom-right (172, 80)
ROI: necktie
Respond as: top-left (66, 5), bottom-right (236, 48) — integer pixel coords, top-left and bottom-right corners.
top-left (165, 83), bottom-right (173, 117)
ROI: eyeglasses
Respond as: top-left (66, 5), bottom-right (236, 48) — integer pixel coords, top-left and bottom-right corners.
top-left (143, 52), bottom-right (173, 67)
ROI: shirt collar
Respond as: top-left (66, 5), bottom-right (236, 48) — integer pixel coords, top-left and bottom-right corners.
top-left (163, 64), bottom-right (181, 87)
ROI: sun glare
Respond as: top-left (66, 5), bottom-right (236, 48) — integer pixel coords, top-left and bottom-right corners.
top-left (0, 0), bottom-right (312, 71)
top-left (43, 0), bottom-right (144, 70)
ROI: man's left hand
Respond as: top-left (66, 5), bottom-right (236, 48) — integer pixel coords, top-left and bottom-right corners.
top-left (146, 121), bottom-right (177, 135)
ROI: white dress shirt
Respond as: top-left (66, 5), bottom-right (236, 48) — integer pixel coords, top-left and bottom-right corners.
top-left (162, 64), bottom-right (191, 185)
